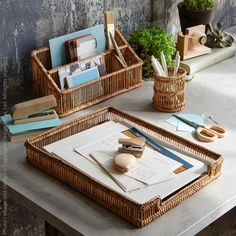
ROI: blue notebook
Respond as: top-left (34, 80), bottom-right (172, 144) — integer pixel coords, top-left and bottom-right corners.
top-left (0, 114), bottom-right (62, 135)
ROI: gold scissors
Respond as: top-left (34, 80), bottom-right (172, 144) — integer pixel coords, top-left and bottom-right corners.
top-left (173, 115), bottom-right (227, 142)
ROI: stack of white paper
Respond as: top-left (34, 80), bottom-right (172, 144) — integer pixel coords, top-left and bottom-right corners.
top-left (43, 120), bottom-right (207, 204)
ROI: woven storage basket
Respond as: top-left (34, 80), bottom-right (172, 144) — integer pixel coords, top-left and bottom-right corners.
top-left (25, 106), bottom-right (223, 228)
top-left (153, 67), bottom-right (186, 112)
top-left (31, 29), bottom-right (143, 117)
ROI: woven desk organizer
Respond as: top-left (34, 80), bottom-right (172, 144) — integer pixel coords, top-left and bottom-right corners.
top-left (31, 29), bottom-right (143, 117)
top-left (25, 106), bottom-right (223, 228)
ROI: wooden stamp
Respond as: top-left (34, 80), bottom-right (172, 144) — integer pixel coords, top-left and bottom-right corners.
top-left (118, 137), bottom-right (145, 158)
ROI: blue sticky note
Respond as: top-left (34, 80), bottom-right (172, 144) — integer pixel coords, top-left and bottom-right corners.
top-left (177, 114), bottom-right (204, 132)
top-left (49, 24), bottom-right (106, 68)
top-left (166, 114), bottom-right (204, 132)
top-left (0, 114), bottom-right (62, 135)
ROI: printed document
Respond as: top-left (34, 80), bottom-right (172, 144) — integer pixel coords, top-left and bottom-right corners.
top-left (75, 132), bottom-right (181, 185)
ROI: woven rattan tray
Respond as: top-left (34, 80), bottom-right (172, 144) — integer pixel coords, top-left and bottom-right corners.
top-left (31, 29), bottom-right (143, 117)
top-left (25, 107), bottom-right (223, 227)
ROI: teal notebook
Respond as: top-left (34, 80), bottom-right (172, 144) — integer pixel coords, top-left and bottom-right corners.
top-left (0, 114), bottom-right (62, 135)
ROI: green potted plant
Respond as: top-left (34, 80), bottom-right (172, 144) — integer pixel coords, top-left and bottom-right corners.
top-left (129, 27), bottom-right (176, 78)
top-left (178, 0), bottom-right (215, 32)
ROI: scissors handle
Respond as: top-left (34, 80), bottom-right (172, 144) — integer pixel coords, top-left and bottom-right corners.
top-left (204, 125), bottom-right (227, 138)
top-left (196, 125), bottom-right (227, 142)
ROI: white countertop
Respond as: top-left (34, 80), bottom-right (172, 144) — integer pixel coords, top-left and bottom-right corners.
top-left (1, 28), bottom-right (236, 236)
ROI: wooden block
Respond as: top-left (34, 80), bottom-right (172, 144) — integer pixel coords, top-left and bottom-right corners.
top-left (11, 95), bottom-right (57, 120)
top-left (104, 11), bottom-right (114, 26)
top-left (104, 11), bottom-right (115, 50)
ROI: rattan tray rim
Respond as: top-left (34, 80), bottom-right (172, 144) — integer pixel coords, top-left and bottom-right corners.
top-left (25, 106), bottom-right (223, 227)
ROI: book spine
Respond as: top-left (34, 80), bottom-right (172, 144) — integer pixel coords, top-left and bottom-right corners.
top-left (74, 40), bottom-right (80, 61)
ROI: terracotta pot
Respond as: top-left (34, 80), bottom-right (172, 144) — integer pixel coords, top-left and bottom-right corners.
top-left (178, 2), bottom-right (213, 32)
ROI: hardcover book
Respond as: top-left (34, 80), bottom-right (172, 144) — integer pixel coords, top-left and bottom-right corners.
top-left (73, 35), bottom-right (97, 61)
top-left (65, 34), bottom-right (91, 62)
top-left (180, 46), bottom-right (236, 74)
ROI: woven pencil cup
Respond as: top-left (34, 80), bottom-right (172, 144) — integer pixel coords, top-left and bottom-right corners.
top-left (152, 67), bottom-right (187, 112)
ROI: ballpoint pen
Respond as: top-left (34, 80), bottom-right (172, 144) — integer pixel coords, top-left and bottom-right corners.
top-left (160, 51), bottom-right (168, 77)
top-left (174, 51), bottom-right (180, 77)
top-left (109, 31), bottom-right (128, 67)
top-left (151, 55), bottom-right (167, 77)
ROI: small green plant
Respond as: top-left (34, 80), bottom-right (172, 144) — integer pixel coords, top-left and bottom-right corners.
top-left (129, 27), bottom-right (176, 78)
top-left (183, 0), bottom-right (214, 11)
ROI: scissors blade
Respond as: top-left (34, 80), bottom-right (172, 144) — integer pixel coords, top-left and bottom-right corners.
top-left (172, 115), bottom-right (203, 129)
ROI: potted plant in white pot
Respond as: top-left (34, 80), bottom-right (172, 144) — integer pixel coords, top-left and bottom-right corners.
top-left (178, 0), bottom-right (215, 32)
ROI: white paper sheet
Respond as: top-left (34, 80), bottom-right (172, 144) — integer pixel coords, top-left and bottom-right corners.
top-left (90, 151), bottom-right (146, 192)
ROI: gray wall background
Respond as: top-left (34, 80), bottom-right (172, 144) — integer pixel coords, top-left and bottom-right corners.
top-left (0, 0), bottom-right (236, 235)
top-left (0, 0), bottom-right (236, 113)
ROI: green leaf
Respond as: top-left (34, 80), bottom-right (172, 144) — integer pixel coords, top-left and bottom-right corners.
top-left (183, 0), bottom-right (214, 10)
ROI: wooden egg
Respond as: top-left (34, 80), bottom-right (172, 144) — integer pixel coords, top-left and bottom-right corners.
top-left (113, 153), bottom-right (136, 173)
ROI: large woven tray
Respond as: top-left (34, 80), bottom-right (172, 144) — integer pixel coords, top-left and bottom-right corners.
top-left (25, 107), bottom-right (223, 227)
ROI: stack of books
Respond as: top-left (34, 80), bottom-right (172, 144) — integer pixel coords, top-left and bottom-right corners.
top-left (0, 95), bottom-right (62, 141)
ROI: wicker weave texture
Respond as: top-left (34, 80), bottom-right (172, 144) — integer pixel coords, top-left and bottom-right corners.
top-left (152, 67), bottom-right (187, 112)
top-left (25, 106), bottom-right (223, 228)
top-left (31, 29), bottom-right (143, 117)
